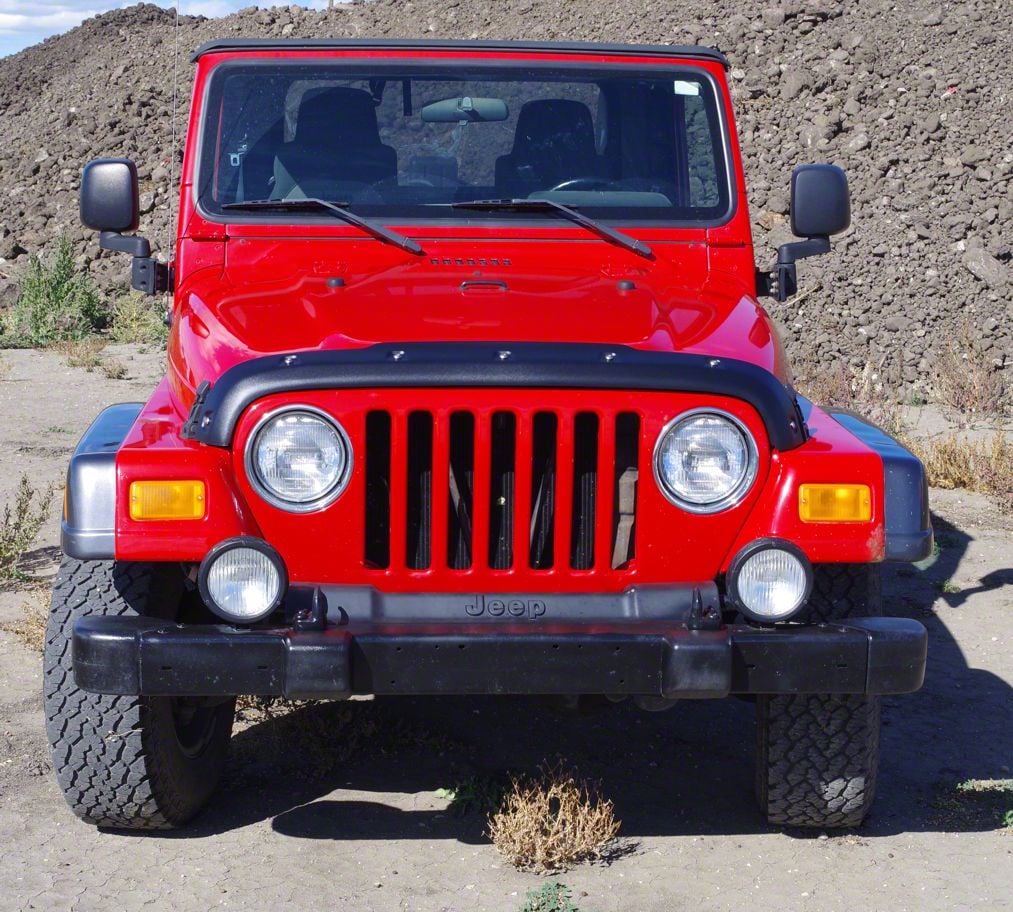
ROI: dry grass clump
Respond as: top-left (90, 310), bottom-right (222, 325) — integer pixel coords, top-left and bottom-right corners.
top-left (109, 293), bottom-right (168, 345)
top-left (933, 323), bottom-right (1009, 420)
top-left (0, 475), bottom-right (54, 581)
top-left (912, 433), bottom-right (1013, 512)
top-left (56, 338), bottom-right (105, 370)
top-left (488, 764), bottom-right (620, 872)
top-left (795, 360), bottom-right (906, 438)
top-left (55, 338), bottom-right (128, 379)
top-left (0, 587), bottom-right (48, 652)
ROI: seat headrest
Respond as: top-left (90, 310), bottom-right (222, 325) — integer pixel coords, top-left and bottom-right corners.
top-left (511, 99), bottom-right (596, 158)
top-left (295, 87), bottom-right (382, 146)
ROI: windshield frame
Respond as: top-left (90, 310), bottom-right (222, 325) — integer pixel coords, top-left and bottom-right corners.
top-left (193, 58), bottom-right (737, 230)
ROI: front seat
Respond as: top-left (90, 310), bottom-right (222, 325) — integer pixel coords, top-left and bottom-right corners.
top-left (273, 87), bottom-right (398, 200)
top-left (495, 99), bottom-right (602, 198)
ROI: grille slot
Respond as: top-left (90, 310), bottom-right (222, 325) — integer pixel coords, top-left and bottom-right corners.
top-left (488, 412), bottom-right (516, 570)
top-left (529, 412), bottom-right (557, 570)
top-left (405, 411), bottom-right (433, 570)
top-left (362, 405), bottom-right (640, 575)
top-left (570, 413), bottom-right (599, 570)
top-left (363, 411), bottom-right (391, 568)
top-left (612, 412), bottom-right (640, 569)
top-left (447, 411), bottom-right (475, 569)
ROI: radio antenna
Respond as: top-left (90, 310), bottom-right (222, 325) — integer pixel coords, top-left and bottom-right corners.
top-left (167, 0), bottom-right (181, 273)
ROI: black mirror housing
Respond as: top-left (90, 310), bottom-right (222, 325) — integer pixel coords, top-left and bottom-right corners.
top-left (790, 164), bottom-right (850, 238)
top-left (80, 159), bottom-right (140, 233)
top-left (79, 158), bottom-right (169, 295)
top-left (755, 164), bottom-right (852, 302)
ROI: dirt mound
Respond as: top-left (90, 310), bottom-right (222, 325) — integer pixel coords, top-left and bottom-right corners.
top-left (0, 0), bottom-right (1009, 394)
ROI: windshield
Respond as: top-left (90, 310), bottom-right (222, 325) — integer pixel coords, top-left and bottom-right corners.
top-left (197, 61), bottom-right (732, 224)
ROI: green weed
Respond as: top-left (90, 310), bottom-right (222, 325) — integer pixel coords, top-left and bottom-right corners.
top-left (0, 239), bottom-right (106, 347)
top-left (0, 475), bottom-right (55, 581)
top-left (519, 882), bottom-right (581, 912)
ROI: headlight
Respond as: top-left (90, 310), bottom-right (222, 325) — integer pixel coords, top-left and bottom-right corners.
top-left (653, 409), bottom-right (758, 512)
top-left (198, 537), bottom-right (286, 624)
top-left (247, 407), bottom-right (352, 511)
top-left (727, 539), bottom-right (812, 623)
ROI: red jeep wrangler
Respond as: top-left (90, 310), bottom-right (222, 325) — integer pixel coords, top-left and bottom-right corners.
top-left (46, 39), bottom-right (931, 831)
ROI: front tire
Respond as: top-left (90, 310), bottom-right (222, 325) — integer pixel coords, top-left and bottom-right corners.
top-left (44, 558), bottom-right (235, 829)
top-left (755, 564), bottom-right (882, 828)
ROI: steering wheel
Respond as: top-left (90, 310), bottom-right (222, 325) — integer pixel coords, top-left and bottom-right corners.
top-left (548, 177), bottom-right (617, 192)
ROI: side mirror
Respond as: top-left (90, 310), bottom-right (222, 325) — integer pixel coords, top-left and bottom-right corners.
top-left (790, 164), bottom-right (850, 238)
top-left (80, 158), bottom-right (169, 295)
top-left (758, 164), bottom-right (851, 302)
top-left (80, 158), bottom-right (140, 234)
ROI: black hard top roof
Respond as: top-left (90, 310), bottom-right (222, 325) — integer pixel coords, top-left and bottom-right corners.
top-left (191, 38), bottom-right (729, 69)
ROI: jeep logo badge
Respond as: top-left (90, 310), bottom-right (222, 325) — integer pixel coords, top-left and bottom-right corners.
top-left (465, 596), bottom-right (546, 620)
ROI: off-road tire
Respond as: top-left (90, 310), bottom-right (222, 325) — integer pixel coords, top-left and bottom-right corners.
top-left (799, 562), bottom-right (882, 623)
top-left (755, 563), bottom-right (882, 828)
top-left (44, 558), bottom-right (235, 829)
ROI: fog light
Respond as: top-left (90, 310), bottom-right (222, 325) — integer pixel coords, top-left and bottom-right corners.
top-left (727, 539), bottom-right (812, 623)
top-left (129, 480), bottom-right (205, 520)
top-left (197, 537), bottom-right (286, 624)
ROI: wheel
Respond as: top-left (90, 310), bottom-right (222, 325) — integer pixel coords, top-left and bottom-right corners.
top-left (755, 564), bottom-right (882, 828)
top-left (44, 558), bottom-right (235, 830)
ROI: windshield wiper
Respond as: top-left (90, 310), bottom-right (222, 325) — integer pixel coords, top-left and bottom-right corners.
top-left (222, 198), bottom-right (424, 255)
top-left (450, 198), bottom-right (652, 258)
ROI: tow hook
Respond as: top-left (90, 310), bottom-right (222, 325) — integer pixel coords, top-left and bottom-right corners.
top-left (291, 587), bottom-right (329, 632)
top-left (686, 587), bottom-right (722, 631)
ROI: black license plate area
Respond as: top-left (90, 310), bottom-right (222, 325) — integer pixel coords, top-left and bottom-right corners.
top-left (353, 633), bottom-right (666, 695)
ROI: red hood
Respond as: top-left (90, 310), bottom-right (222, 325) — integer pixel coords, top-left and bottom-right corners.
top-left (169, 237), bottom-right (788, 406)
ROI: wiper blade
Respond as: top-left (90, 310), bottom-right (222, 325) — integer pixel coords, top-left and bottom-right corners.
top-left (222, 198), bottom-right (423, 255)
top-left (451, 198), bottom-right (652, 258)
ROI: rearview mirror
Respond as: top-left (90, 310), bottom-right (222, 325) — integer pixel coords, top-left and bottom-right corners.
top-left (80, 158), bottom-right (140, 233)
top-left (79, 157), bottom-right (168, 295)
top-left (758, 164), bottom-right (852, 302)
top-left (790, 164), bottom-right (851, 238)
top-left (421, 96), bottom-right (509, 123)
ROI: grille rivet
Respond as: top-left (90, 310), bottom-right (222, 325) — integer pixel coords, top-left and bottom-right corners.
top-left (391, 350), bottom-right (405, 361)
top-left (497, 350), bottom-right (512, 361)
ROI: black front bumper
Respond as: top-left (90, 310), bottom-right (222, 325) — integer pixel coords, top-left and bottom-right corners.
top-left (73, 614), bottom-right (926, 700)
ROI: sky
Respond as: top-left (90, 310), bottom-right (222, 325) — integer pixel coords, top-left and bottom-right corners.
top-left (0, 0), bottom-right (333, 57)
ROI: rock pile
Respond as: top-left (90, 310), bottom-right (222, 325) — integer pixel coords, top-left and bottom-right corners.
top-left (0, 0), bottom-right (1009, 394)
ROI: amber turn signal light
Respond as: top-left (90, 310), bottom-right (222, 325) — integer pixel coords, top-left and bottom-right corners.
top-left (129, 481), bottom-right (206, 521)
top-left (798, 484), bottom-right (871, 522)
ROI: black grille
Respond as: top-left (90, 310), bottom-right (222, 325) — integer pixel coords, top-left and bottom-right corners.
top-left (364, 408), bottom-right (640, 572)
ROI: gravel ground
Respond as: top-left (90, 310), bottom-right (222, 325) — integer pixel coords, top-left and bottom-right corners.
top-left (0, 0), bottom-right (1010, 394)
top-left (0, 347), bottom-right (1010, 911)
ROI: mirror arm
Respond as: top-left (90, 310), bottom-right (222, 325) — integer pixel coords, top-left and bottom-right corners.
top-left (760, 235), bottom-right (831, 302)
top-left (99, 230), bottom-right (150, 258)
top-left (99, 231), bottom-right (169, 295)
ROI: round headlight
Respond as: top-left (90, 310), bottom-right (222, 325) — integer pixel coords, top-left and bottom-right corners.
top-left (198, 538), bottom-right (286, 624)
top-left (654, 409), bottom-right (758, 512)
top-left (247, 407), bottom-right (352, 511)
top-left (728, 540), bottom-right (812, 623)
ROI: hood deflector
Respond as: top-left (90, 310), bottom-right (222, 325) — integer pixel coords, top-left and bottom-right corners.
top-left (182, 342), bottom-right (806, 451)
